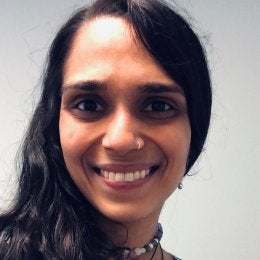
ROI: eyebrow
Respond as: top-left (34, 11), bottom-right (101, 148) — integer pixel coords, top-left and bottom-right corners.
top-left (138, 83), bottom-right (184, 95)
top-left (61, 80), bottom-right (107, 93)
top-left (61, 80), bottom-right (184, 96)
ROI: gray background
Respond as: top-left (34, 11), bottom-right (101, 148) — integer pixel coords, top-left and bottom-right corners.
top-left (0, 0), bottom-right (259, 259)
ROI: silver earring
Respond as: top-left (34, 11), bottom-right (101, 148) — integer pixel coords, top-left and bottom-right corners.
top-left (178, 182), bottom-right (183, 190)
top-left (136, 137), bottom-right (144, 150)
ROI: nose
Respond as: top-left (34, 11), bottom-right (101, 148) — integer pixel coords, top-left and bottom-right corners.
top-left (102, 109), bottom-right (139, 155)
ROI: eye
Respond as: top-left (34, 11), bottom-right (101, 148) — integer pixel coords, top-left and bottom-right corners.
top-left (144, 100), bottom-right (174, 112)
top-left (142, 99), bottom-right (177, 119)
top-left (75, 99), bottom-right (104, 112)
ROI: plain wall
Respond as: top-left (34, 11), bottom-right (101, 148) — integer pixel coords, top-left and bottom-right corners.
top-left (0, 1), bottom-right (259, 259)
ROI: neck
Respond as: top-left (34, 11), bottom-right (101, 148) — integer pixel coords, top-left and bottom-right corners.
top-left (97, 213), bottom-right (162, 259)
top-left (101, 215), bottom-right (159, 247)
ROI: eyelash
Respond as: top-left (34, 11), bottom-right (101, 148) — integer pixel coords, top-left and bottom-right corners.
top-left (75, 99), bottom-right (104, 112)
top-left (71, 97), bottom-right (177, 119)
top-left (143, 100), bottom-right (175, 112)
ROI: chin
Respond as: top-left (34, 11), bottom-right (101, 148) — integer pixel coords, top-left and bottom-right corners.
top-left (95, 202), bottom-right (162, 225)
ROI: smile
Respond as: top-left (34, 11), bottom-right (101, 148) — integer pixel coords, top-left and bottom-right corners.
top-left (92, 165), bottom-right (159, 182)
top-left (101, 169), bottom-right (150, 182)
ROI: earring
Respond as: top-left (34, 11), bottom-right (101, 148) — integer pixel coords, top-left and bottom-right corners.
top-left (178, 182), bottom-right (183, 190)
top-left (136, 137), bottom-right (144, 150)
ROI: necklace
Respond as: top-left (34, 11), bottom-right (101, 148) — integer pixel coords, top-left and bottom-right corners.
top-left (149, 242), bottom-right (164, 260)
top-left (159, 242), bottom-right (164, 260)
top-left (113, 223), bottom-right (163, 259)
top-left (149, 243), bottom-right (158, 260)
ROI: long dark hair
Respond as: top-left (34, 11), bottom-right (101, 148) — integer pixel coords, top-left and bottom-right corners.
top-left (0, 0), bottom-right (212, 259)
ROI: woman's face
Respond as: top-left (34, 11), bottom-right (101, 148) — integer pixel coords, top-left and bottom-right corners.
top-left (59, 17), bottom-right (191, 223)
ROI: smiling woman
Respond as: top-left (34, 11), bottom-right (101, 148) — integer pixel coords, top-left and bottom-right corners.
top-left (60, 17), bottom-right (191, 227)
top-left (0, 0), bottom-right (211, 259)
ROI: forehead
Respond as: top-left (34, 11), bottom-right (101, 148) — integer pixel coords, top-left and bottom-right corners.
top-left (63, 16), bottom-right (176, 87)
top-left (79, 16), bottom-right (134, 46)
top-left (64, 17), bottom-right (145, 81)
top-left (67, 16), bottom-right (139, 61)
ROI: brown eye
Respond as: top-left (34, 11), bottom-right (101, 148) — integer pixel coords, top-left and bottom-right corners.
top-left (75, 99), bottom-right (104, 112)
top-left (144, 100), bottom-right (174, 112)
top-left (142, 99), bottom-right (178, 120)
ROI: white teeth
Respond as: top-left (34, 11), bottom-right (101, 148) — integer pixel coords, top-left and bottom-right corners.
top-left (134, 171), bottom-right (140, 180)
top-left (101, 169), bottom-right (151, 182)
top-left (104, 171), bottom-right (109, 178)
top-left (140, 170), bottom-right (146, 179)
top-left (125, 172), bottom-right (134, 181)
top-left (108, 172), bottom-right (115, 181)
top-left (115, 173), bottom-right (124, 181)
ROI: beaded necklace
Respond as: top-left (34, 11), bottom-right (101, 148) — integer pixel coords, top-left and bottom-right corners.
top-left (112, 223), bottom-right (163, 259)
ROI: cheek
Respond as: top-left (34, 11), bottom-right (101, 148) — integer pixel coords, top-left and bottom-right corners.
top-left (60, 122), bottom-right (77, 145)
top-left (159, 120), bottom-right (191, 158)
top-left (59, 113), bottom-right (87, 164)
top-left (159, 122), bottom-right (191, 185)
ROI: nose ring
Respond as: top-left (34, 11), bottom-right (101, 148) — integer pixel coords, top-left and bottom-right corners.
top-left (136, 137), bottom-right (144, 150)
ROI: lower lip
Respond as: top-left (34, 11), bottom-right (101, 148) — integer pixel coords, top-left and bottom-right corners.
top-left (101, 175), bottom-right (150, 189)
